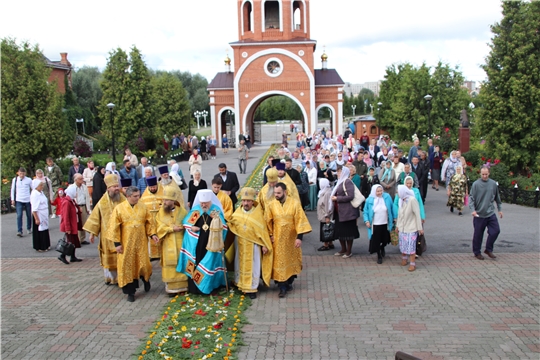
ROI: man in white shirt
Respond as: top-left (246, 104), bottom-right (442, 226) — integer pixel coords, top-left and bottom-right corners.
top-left (11, 167), bottom-right (33, 237)
top-left (73, 173), bottom-right (92, 244)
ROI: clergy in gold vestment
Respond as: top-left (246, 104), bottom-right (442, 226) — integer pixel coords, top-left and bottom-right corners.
top-left (106, 186), bottom-right (159, 302)
top-left (258, 168), bottom-right (279, 212)
top-left (155, 187), bottom-right (189, 296)
top-left (229, 187), bottom-right (273, 299)
top-left (266, 182), bottom-right (312, 298)
top-left (83, 174), bottom-right (126, 285)
top-left (273, 161), bottom-right (300, 202)
top-left (211, 177), bottom-right (235, 269)
top-left (140, 176), bottom-right (162, 259)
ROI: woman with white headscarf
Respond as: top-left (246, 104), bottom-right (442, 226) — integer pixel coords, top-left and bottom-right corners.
top-left (363, 184), bottom-right (395, 264)
top-left (30, 179), bottom-right (51, 252)
top-left (59, 185), bottom-right (83, 264)
top-left (330, 166), bottom-right (360, 258)
top-left (105, 162), bottom-right (120, 180)
top-left (316, 178), bottom-right (335, 251)
top-left (395, 185), bottom-right (423, 272)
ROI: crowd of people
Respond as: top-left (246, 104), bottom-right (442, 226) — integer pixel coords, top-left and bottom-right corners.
top-left (10, 126), bottom-right (503, 301)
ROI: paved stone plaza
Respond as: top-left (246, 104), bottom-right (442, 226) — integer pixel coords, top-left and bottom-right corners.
top-left (1, 145), bottom-right (539, 359)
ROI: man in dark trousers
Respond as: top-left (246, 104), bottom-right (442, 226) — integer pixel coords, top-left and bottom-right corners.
top-left (214, 163), bottom-right (240, 206)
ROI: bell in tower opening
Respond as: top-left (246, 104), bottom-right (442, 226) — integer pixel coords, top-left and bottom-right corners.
top-left (265, 1), bottom-right (280, 29)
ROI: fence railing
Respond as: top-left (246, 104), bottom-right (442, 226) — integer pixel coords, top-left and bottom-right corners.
top-left (467, 180), bottom-right (540, 208)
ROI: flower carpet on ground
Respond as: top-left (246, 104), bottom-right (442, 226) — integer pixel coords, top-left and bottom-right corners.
top-left (137, 290), bottom-right (251, 360)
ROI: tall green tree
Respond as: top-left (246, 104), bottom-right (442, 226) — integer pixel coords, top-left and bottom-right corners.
top-left (1, 38), bottom-right (71, 176)
top-left (478, 1), bottom-right (540, 172)
top-left (378, 62), bottom-right (469, 141)
top-left (99, 46), bottom-right (152, 148)
top-left (71, 66), bottom-right (103, 132)
top-left (150, 73), bottom-right (191, 137)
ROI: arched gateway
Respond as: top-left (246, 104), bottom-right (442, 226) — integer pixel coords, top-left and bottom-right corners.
top-left (208, 0), bottom-right (344, 146)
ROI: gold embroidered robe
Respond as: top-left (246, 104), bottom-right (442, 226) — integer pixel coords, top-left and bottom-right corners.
top-left (278, 173), bottom-right (300, 202)
top-left (258, 183), bottom-right (275, 212)
top-left (83, 192), bottom-right (126, 282)
top-left (215, 190), bottom-right (235, 267)
top-left (229, 204), bottom-right (273, 292)
top-left (155, 205), bottom-right (189, 293)
top-left (141, 185), bottom-right (163, 259)
top-left (106, 201), bottom-right (156, 288)
top-left (265, 196), bottom-right (312, 282)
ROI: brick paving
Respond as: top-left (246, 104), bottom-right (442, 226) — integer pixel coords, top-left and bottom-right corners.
top-left (238, 253), bottom-right (540, 360)
top-left (2, 253), bottom-right (539, 359)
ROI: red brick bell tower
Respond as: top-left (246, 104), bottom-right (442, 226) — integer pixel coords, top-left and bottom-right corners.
top-left (208, 0), bottom-right (344, 146)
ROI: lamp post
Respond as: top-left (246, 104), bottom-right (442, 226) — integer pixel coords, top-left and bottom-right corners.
top-left (194, 111), bottom-right (201, 130)
top-left (351, 105), bottom-right (356, 118)
top-left (202, 110), bottom-right (209, 127)
top-left (424, 94), bottom-right (433, 136)
top-left (107, 103), bottom-right (116, 163)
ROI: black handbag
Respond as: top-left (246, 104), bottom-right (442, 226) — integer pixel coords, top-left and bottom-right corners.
top-left (179, 178), bottom-right (188, 190)
top-left (322, 222), bottom-right (335, 242)
top-left (416, 233), bottom-right (427, 256)
top-left (56, 236), bottom-right (75, 256)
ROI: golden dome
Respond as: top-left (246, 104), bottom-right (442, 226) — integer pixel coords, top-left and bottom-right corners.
top-left (321, 51), bottom-right (328, 61)
top-left (224, 55), bottom-right (231, 65)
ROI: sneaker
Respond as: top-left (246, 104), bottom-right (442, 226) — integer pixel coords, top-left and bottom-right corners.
top-left (27, 229), bottom-right (32, 235)
top-left (16, 232), bottom-right (22, 237)
top-left (51, 214), bottom-right (57, 219)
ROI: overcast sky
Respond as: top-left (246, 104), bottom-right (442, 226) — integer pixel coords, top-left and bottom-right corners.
top-left (1, 0), bottom-right (503, 85)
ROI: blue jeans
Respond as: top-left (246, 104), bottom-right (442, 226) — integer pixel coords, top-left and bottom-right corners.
top-left (16, 201), bottom-right (32, 233)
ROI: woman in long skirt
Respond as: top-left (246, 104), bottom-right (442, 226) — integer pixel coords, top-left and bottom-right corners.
top-left (305, 160), bottom-right (318, 211)
top-left (330, 166), bottom-right (360, 258)
top-left (396, 185), bottom-right (423, 272)
top-left (30, 179), bottom-right (51, 252)
top-left (317, 178), bottom-right (335, 250)
top-left (446, 165), bottom-right (468, 216)
top-left (59, 185), bottom-right (83, 264)
top-left (363, 184), bottom-right (395, 264)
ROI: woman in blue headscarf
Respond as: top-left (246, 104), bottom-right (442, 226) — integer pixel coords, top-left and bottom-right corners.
top-left (363, 184), bottom-right (395, 264)
top-left (379, 160), bottom-right (396, 200)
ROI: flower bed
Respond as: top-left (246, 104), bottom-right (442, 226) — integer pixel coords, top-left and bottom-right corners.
top-left (242, 144), bottom-right (280, 193)
top-left (137, 291), bottom-right (250, 360)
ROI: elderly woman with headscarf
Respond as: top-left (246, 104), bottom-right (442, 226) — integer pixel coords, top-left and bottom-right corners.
top-left (316, 178), bottom-right (335, 251)
top-left (188, 170), bottom-right (207, 209)
top-left (317, 160), bottom-right (335, 186)
top-left (105, 162), bottom-right (120, 180)
top-left (35, 169), bottom-right (53, 216)
top-left (92, 166), bottom-right (107, 207)
top-left (330, 166), bottom-right (360, 258)
top-left (396, 185), bottom-right (423, 272)
top-left (59, 185), bottom-right (83, 264)
top-left (363, 184), bottom-right (394, 264)
top-left (379, 159), bottom-right (397, 200)
top-left (441, 150), bottom-right (460, 187)
top-left (394, 175), bottom-right (425, 223)
top-left (446, 165), bottom-right (468, 216)
top-left (30, 179), bottom-right (51, 252)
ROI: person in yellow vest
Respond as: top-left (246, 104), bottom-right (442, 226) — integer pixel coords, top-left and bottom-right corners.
top-left (258, 168), bottom-right (279, 212)
top-left (140, 176), bottom-right (162, 260)
top-left (155, 186), bottom-right (189, 296)
top-left (273, 159), bottom-right (300, 202)
top-left (266, 182), bottom-right (312, 298)
top-left (106, 186), bottom-right (158, 302)
top-left (157, 164), bottom-right (186, 207)
top-left (229, 187), bottom-right (273, 299)
top-left (83, 174), bottom-right (126, 285)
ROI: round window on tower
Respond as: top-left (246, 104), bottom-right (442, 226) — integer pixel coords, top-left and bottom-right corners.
top-left (264, 58), bottom-right (283, 77)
